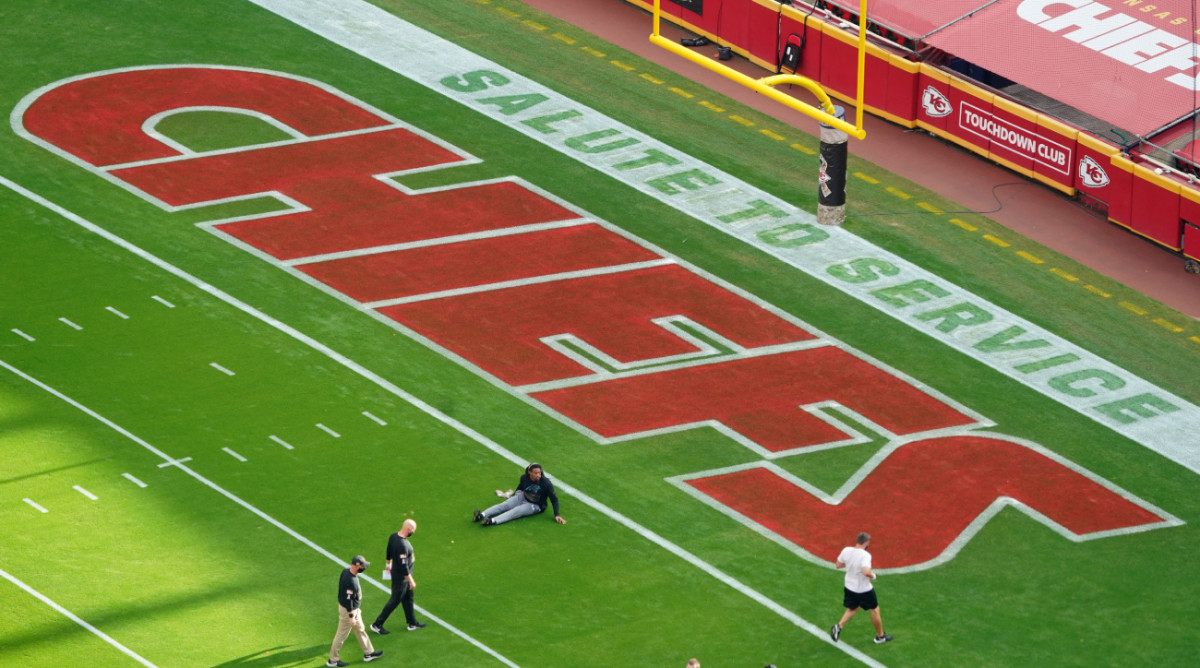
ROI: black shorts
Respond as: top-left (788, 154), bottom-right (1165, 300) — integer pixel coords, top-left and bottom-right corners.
top-left (843, 587), bottom-right (878, 610)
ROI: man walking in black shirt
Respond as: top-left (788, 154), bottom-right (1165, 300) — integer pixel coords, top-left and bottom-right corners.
top-left (370, 519), bottom-right (426, 634)
top-left (327, 555), bottom-right (384, 667)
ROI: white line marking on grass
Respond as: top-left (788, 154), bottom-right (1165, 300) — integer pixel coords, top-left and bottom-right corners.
top-left (269, 435), bottom-right (295, 450)
top-left (73, 485), bottom-right (98, 500)
top-left (106, 306), bottom-right (130, 319)
top-left (156, 457), bottom-right (192, 468)
top-left (222, 447), bottom-right (247, 462)
top-left (58, 317), bottom-right (82, 330)
top-left (362, 411), bottom-right (387, 426)
top-left (122, 473), bottom-right (148, 488)
top-left (0, 180), bottom-right (874, 666)
top-left (0, 360), bottom-right (520, 668)
top-left (209, 362), bottom-right (236, 376)
top-left (23, 498), bottom-right (48, 513)
top-left (316, 423), bottom-right (340, 438)
top-left (151, 295), bottom-right (175, 308)
top-left (0, 567), bottom-right (159, 668)
top-left (11, 328), bottom-right (35, 342)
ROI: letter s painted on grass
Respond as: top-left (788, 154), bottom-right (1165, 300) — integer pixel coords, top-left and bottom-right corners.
top-left (826, 257), bottom-right (900, 284)
top-left (440, 69), bottom-right (510, 92)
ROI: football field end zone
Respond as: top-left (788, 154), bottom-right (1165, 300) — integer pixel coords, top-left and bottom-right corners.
top-left (240, 0), bottom-right (1200, 472)
top-left (0, 567), bottom-right (158, 668)
top-left (0, 357), bottom-right (522, 668)
top-left (0, 176), bottom-right (887, 667)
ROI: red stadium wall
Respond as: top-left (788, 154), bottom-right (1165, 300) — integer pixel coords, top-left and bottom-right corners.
top-left (626, 0), bottom-right (1200, 263)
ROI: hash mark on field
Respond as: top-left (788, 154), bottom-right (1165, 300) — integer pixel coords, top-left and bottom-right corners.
top-left (210, 362), bottom-right (236, 376)
top-left (1153, 317), bottom-right (1183, 333)
top-left (495, 6), bottom-right (519, 18)
top-left (759, 129), bottom-right (786, 141)
top-left (700, 101), bottom-right (725, 112)
top-left (1190, 336), bottom-right (1200, 345)
top-left (668, 86), bottom-right (694, 98)
top-left (1049, 267), bottom-right (1078, 282)
top-left (885, 187), bottom-right (911, 199)
top-left (1017, 251), bottom-right (1044, 264)
top-left (1119, 301), bottom-right (1148, 316)
top-left (122, 473), bottom-right (148, 488)
top-left (73, 485), bottom-right (98, 500)
top-left (581, 46), bottom-right (606, 58)
top-left (728, 115), bottom-right (754, 127)
top-left (106, 306), bottom-right (130, 319)
top-left (151, 295), bottom-right (175, 308)
top-left (223, 447), bottom-right (247, 462)
top-left (269, 435), bottom-right (295, 450)
top-left (551, 33), bottom-right (576, 45)
top-left (363, 411), bottom-right (388, 426)
top-left (317, 423), bottom-right (341, 438)
top-left (983, 234), bottom-right (1010, 248)
top-left (917, 202), bottom-right (944, 214)
top-left (522, 20), bottom-right (547, 31)
top-left (610, 60), bottom-right (635, 71)
top-left (790, 143), bottom-right (817, 155)
top-left (639, 73), bottom-right (664, 84)
top-left (23, 498), bottom-right (48, 513)
top-left (949, 217), bottom-right (977, 231)
top-left (853, 172), bottom-right (879, 184)
top-left (157, 457), bottom-right (192, 468)
top-left (1084, 285), bottom-right (1111, 298)
top-left (11, 329), bottom-right (35, 342)
top-left (58, 318), bottom-right (82, 330)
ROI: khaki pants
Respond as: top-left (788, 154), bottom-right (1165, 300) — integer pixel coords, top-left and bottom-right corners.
top-left (330, 606), bottom-right (375, 662)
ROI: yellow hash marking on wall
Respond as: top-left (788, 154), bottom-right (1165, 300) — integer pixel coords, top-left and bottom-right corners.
top-left (885, 187), bottom-right (911, 199)
top-left (983, 234), bottom-right (1010, 248)
top-left (668, 87), bottom-right (694, 98)
top-left (581, 46), bottom-right (606, 58)
top-left (790, 143), bottom-right (817, 155)
top-left (1152, 318), bottom-right (1183, 333)
top-left (1084, 284), bottom-right (1111, 298)
top-left (1119, 301), bottom-right (1148, 315)
top-left (917, 202), bottom-right (944, 214)
top-left (759, 129), bottom-right (786, 141)
top-left (496, 7), bottom-right (519, 17)
top-left (948, 217), bottom-right (976, 231)
top-left (1017, 251), bottom-right (1044, 264)
top-left (551, 33), bottom-right (576, 45)
top-left (729, 115), bottom-right (755, 127)
top-left (640, 73), bottom-right (664, 84)
top-left (610, 60), bottom-right (636, 71)
top-left (522, 20), bottom-right (547, 31)
top-left (700, 101), bottom-right (726, 112)
top-left (1049, 267), bottom-right (1078, 281)
top-left (853, 172), bottom-right (880, 184)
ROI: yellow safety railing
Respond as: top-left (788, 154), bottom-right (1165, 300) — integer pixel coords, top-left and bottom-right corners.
top-left (651, 0), bottom-right (867, 140)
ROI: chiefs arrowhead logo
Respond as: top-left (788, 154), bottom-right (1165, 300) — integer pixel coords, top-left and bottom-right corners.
top-left (921, 85), bottom-right (952, 118)
top-left (1078, 155), bottom-right (1110, 188)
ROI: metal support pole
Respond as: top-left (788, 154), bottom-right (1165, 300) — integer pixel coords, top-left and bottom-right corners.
top-left (818, 105), bottom-right (849, 226)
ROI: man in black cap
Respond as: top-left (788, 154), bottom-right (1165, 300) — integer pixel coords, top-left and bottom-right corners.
top-left (327, 555), bottom-right (384, 667)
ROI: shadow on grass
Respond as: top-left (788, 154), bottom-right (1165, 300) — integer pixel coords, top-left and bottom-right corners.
top-left (210, 644), bottom-right (327, 667)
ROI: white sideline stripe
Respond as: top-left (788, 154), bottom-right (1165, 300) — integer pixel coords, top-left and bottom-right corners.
top-left (23, 498), bottom-right (48, 513)
top-left (0, 567), bottom-right (159, 667)
top-left (0, 359), bottom-right (520, 668)
top-left (222, 447), bottom-right (247, 462)
top-left (0, 178), bottom-right (879, 666)
top-left (269, 435), bottom-right (295, 450)
top-left (316, 423), bottom-right (340, 438)
top-left (58, 317), bottom-right (82, 330)
top-left (106, 306), bottom-right (130, 319)
top-left (11, 328), bottom-right (35, 342)
top-left (210, 362), bottom-right (236, 376)
top-left (151, 295), bottom-right (175, 308)
top-left (73, 485), bottom-right (98, 500)
top-left (362, 411), bottom-right (387, 426)
top-left (122, 473), bottom-right (148, 488)
top-left (156, 457), bottom-right (192, 468)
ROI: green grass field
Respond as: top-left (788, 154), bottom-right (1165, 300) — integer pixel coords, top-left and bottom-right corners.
top-left (3, 1), bottom-right (1200, 667)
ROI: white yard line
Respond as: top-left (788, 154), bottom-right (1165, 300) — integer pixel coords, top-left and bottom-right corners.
top-left (150, 295), bottom-right (175, 308)
top-left (362, 411), bottom-right (387, 426)
top-left (0, 567), bottom-right (159, 667)
top-left (23, 498), bottom-right (48, 513)
top-left (209, 362), bottom-right (235, 376)
top-left (122, 473), bottom-right (148, 488)
top-left (0, 358), bottom-right (522, 668)
top-left (73, 485), bottom-right (98, 500)
top-left (12, 328), bottom-right (35, 342)
top-left (269, 435), bottom-right (295, 450)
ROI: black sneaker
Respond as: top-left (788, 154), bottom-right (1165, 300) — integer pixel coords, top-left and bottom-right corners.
top-left (364, 650), bottom-right (384, 662)
top-left (830, 624), bottom-right (840, 642)
top-left (473, 509), bottom-right (483, 523)
top-left (407, 622), bottom-right (427, 631)
top-left (481, 516), bottom-right (493, 526)
top-left (873, 634), bottom-right (893, 644)
top-left (326, 661), bottom-right (348, 667)
top-left (369, 624), bottom-right (389, 635)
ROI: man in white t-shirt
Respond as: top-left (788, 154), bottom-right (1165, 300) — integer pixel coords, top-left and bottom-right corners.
top-left (829, 532), bottom-right (893, 644)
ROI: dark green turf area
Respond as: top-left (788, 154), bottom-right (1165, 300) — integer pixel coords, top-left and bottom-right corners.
top-left (2, 1), bottom-right (1200, 667)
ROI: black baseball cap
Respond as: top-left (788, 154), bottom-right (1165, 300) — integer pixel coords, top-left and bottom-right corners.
top-left (351, 555), bottom-right (370, 568)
